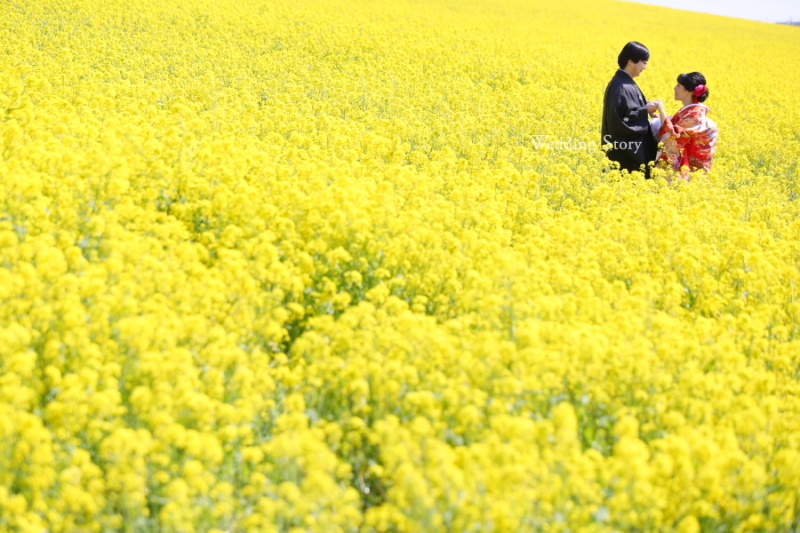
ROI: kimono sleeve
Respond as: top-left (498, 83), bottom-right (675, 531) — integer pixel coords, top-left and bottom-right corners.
top-left (605, 85), bottom-right (651, 138)
top-left (657, 112), bottom-right (708, 171)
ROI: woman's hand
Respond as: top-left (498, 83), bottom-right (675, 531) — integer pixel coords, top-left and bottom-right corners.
top-left (655, 99), bottom-right (667, 121)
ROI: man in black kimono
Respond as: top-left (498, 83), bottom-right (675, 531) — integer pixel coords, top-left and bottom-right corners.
top-left (601, 42), bottom-right (659, 178)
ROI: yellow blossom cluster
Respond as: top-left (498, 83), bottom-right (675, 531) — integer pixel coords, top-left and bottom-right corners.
top-left (1, 0), bottom-right (799, 531)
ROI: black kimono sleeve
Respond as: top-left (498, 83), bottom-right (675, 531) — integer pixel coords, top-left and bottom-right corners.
top-left (606, 85), bottom-right (650, 138)
top-left (601, 74), bottom-right (658, 175)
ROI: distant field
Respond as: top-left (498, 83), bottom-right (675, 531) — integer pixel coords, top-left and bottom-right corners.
top-left (1, 0), bottom-right (799, 531)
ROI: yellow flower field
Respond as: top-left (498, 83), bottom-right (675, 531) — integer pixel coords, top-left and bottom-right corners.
top-left (1, 0), bottom-right (799, 530)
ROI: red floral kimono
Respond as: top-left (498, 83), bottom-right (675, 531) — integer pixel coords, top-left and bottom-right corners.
top-left (656, 103), bottom-right (718, 176)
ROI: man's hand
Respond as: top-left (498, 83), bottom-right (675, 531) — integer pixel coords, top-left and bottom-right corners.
top-left (646, 101), bottom-right (659, 116)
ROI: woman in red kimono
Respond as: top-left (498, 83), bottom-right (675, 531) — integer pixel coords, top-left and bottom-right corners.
top-left (655, 72), bottom-right (718, 180)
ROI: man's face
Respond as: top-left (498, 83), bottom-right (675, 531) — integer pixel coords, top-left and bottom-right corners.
top-left (628, 59), bottom-right (647, 78)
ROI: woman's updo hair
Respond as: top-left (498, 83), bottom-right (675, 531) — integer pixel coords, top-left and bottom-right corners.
top-left (678, 72), bottom-right (709, 102)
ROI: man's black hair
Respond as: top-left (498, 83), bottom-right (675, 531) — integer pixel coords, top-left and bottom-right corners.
top-left (617, 42), bottom-right (650, 69)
